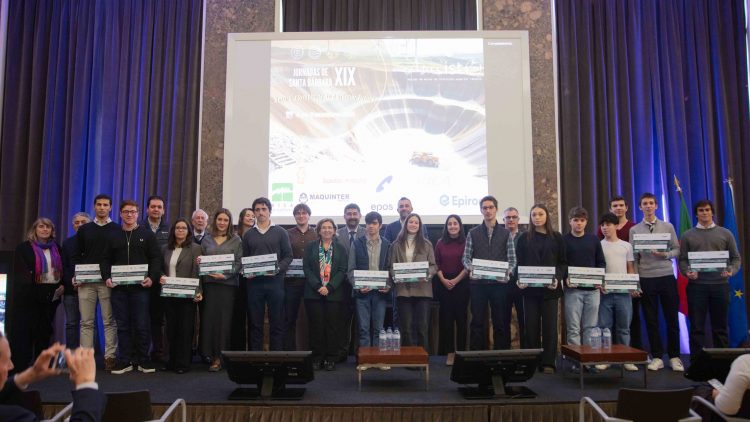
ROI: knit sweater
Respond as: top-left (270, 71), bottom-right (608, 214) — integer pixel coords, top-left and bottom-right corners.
top-left (678, 225), bottom-right (741, 284)
top-left (629, 219), bottom-right (680, 278)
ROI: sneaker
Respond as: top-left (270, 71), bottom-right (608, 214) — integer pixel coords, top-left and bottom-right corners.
top-left (595, 364), bottom-right (610, 371)
top-left (138, 362), bottom-right (156, 373)
top-left (104, 357), bottom-right (116, 372)
top-left (623, 364), bottom-right (639, 372)
top-left (648, 357), bottom-right (664, 371)
top-left (111, 362), bottom-right (133, 375)
top-left (670, 357), bottom-right (685, 372)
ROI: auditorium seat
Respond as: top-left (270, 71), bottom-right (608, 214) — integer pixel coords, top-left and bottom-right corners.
top-left (102, 390), bottom-right (186, 422)
top-left (579, 387), bottom-right (700, 422)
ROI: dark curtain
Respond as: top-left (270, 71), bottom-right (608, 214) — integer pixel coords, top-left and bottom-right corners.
top-left (283, 0), bottom-right (477, 31)
top-left (0, 0), bottom-right (202, 249)
top-left (556, 0), bottom-right (750, 253)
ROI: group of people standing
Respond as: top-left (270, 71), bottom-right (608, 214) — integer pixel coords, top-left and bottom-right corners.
top-left (10, 192), bottom-right (741, 375)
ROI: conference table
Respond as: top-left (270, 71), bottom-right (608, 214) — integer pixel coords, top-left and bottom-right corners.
top-left (561, 344), bottom-right (649, 389)
top-left (356, 346), bottom-right (430, 391)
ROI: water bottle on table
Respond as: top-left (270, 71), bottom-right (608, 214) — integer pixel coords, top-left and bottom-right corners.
top-left (393, 329), bottom-right (401, 352)
top-left (379, 329), bottom-right (387, 351)
top-left (386, 327), bottom-right (393, 351)
top-left (602, 327), bottom-right (612, 349)
top-left (590, 327), bottom-right (602, 349)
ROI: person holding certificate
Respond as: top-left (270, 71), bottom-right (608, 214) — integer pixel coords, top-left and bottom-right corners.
top-left (159, 218), bottom-right (203, 373)
top-left (11, 218), bottom-right (65, 370)
top-left (389, 213), bottom-right (437, 350)
top-left (200, 208), bottom-right (242, 372)
top-left (435, 214), bottom-right (469, 364)
top-left (303, 218), bottom-right (348, 371)
top-left (679, 199), bottom-right (741, 361)
top-left (516, 204), bottom-right (567, 374)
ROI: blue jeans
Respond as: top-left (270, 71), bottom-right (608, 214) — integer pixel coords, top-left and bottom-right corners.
top-left (598, 293), bottom-right (632, 346)
top-left (111, 287), bottom-right (151, 366)
top-left (355, 290), bottom-right (387, 347)
top-left (564, 289), bottom-right (600, 346)
top-left (247, 276), bottom-right (285, 351)
top-left (63, 294), bottom-right (81, 349)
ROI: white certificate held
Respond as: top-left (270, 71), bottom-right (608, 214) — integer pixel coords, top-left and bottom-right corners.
top-left (604, 273), bottom-right (640, 293)
top-left (111, 264), bottom-right (148, 286)
top-left (568, 266), bottom-right (605, 287)
top-left (161, 277), bottom-right (199, 299)
top-left (471, 259), bottom-right (510, 282)
top-left (632, 233), bottom-right (671, 252)
top-left (199, 254), bottom-right (235, 276)
top-left (285, 259), bottom-right (304, 278)
top-left (242, 254), bottom-right (278, 277)
top-left (75, 264), bottom-right (102, 284)
top-left (393, 261), bottom-right (429, 282)
top-left (518, 266), bottom-right (556, 287)
top-left (688, 251), bottom-right (729, 272)
top-left (352, 270), bottom-right (389, 289)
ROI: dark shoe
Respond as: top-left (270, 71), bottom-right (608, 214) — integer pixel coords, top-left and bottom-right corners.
top-left (324, 360), bottom-right (335, 371)
top-left (104, 357), bottom-right (117, 372)
top-left (138, 362), bottom-right (156, 373)
top-left (111, 362), bottom-right (133, 375)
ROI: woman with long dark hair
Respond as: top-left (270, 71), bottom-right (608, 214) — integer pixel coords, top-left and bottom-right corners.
top-left (435, 214), bottom-right (469, 364)
top-left (199, 208), bottom-right (242, 371)
top-left (12, 218), bottom-right (64, 369)
top-left (516, 204), bottom-right (567, 373)
top-left (389, 213), bottom-right (437, 350)
top-left (160, 218), bottom-right (203, 373)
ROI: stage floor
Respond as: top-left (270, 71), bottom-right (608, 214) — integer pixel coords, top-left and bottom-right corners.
top-left (33, 355), bottom-right (698, 406)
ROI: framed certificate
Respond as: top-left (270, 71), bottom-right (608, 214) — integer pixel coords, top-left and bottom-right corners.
top-left (75, 264), bottom-right (102, 284)
top-left (352, 270), bottom-right (389, 289)
top-left (161, 277), bottom-right (199, 298)
top-left (688, 251), bottom-right (729, 272)
top-left (111, 264), bottom-right (148, 286)
top-left (472, 259), bottom-right (509, 282)
top-left (199, 254), bottom-right (235, 276)
top-left (285, 258), bottom-right (304, 277)
top-left (518, 266), bottom-right (555, 287)
top-left (242, 254), bottom-right (278, 277)
top-left (604, 273), bottom-right (640, 293)
top-left (393, 261), bottom-right (429, 282)
top-left (632, 233), bottom-right (671, 252)
top-left (568, 266), bottom-right (605, 287)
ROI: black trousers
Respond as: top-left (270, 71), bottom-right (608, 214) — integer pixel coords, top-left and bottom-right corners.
top-left (504, 283), bottom-right (526, 348)
top-left (336, 282), bottom-right (354, 360)
top-left (397, 296), bottom-right (431, 349)
top-left (305, 298), bottom-right (346, 362)
top-left (284, 281), bottom-right (305, 350)
top-left (229, 279), bottom-right (249, 350)
top-left (687, 282), bottom-right (729, 360)
top-left (469, 283), bottom-right (509, 350)
top-left (436, 280), bottom-right (470, 354)
top-left (640, 275), bottom-right (681, 358)
top-left (164, 298), bottom-right (197, 371)
top-left (630, 296), bottom-right (643, 349)
top-left (523, 292), bottom-right (559, 369)
top-left (149, 284), bottom-right (167, 361)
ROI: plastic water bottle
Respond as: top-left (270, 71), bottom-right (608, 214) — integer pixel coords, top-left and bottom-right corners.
top-left (386, 327), bottom-right (394, 351)
top-left (379, 329), bottom-right (387, 351)
top-left (590, 327), bottom-right (602, 349)
top-left (602, 328), bottom-right (612, 349)
top-left (393, 329), bottom-right (401, 352)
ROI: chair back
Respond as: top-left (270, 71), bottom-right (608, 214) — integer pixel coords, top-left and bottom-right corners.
top-left (616, 387), bottom-right (695, 422)
top-left (102, 390), bottom-right (153, 422)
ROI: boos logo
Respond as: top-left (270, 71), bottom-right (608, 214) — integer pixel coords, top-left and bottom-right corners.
top-left (271, 183), bottom-right (294, 207)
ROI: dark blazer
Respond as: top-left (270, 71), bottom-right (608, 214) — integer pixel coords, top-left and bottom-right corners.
top-left (0, 376), bottom-right (105, 422)
top-left (347, 236), bottom-right (392, 291)
top-left (161, 242), bottom-right (203, 295)
top-left (303, 240), bottom-right (348, 302)
top-left (62, 235), bottom-right (78, 295)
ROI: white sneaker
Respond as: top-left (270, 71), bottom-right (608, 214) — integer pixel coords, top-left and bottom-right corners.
top-left (623, 363), bottom-right (639, 372)
top-left (648, 357), bottom-right (664, 371)
top-left (670, 357), bottom-right (685, 372)
top-left (595, 364), bottom-right (610, 370)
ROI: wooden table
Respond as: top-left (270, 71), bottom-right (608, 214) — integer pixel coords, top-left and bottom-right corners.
top-left (356, 347), bottom-right (429, 391)
top-left (561, 344), bottom-right (649, 389)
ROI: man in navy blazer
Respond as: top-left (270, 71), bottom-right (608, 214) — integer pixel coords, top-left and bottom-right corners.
top-left (0, 333), bottom-right (104, 421)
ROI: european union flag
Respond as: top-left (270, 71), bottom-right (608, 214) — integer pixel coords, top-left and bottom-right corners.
top-left (724, 179), bottom-right (748, 347)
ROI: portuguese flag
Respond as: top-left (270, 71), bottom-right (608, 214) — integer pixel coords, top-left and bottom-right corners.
top-left (674, 176), bottom-right (691, 316)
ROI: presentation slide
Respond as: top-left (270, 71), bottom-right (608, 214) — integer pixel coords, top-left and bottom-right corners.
top-left (222, 31), bottom-right (534, 224)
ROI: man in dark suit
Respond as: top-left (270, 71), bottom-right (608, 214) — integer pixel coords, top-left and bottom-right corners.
top-left (0, 332), bottom-right (104, 421)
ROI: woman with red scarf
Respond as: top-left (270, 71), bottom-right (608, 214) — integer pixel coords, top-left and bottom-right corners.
top-left (12, 218), bottom-right (65, 369)
top-left (303, 218), bottom-right (348, 371)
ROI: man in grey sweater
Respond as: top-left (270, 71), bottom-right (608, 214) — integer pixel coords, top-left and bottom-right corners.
top-left (678, 199), bottom-right (741, 361)
top-left (630, 193), bottom-right (683, 372)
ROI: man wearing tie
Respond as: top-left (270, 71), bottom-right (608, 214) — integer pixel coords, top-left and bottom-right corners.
top-left (336, 204), bottom-right (365, 361)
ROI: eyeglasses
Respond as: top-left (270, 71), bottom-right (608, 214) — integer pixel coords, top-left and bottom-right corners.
top-left (504, 215), bottom-right (519, 220)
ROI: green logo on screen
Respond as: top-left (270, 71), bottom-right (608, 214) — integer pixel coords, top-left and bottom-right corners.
top-left (271, 183), bottom-right (294, 204)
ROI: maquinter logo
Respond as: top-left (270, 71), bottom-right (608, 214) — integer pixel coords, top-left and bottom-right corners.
top-left (271, 183), bottom-right (294, 207)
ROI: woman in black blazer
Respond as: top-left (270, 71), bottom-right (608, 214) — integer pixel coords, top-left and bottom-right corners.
top-left (12, 218), bottom-right (64, 370)
top-left (159, 218), bottom-right (203, 373)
